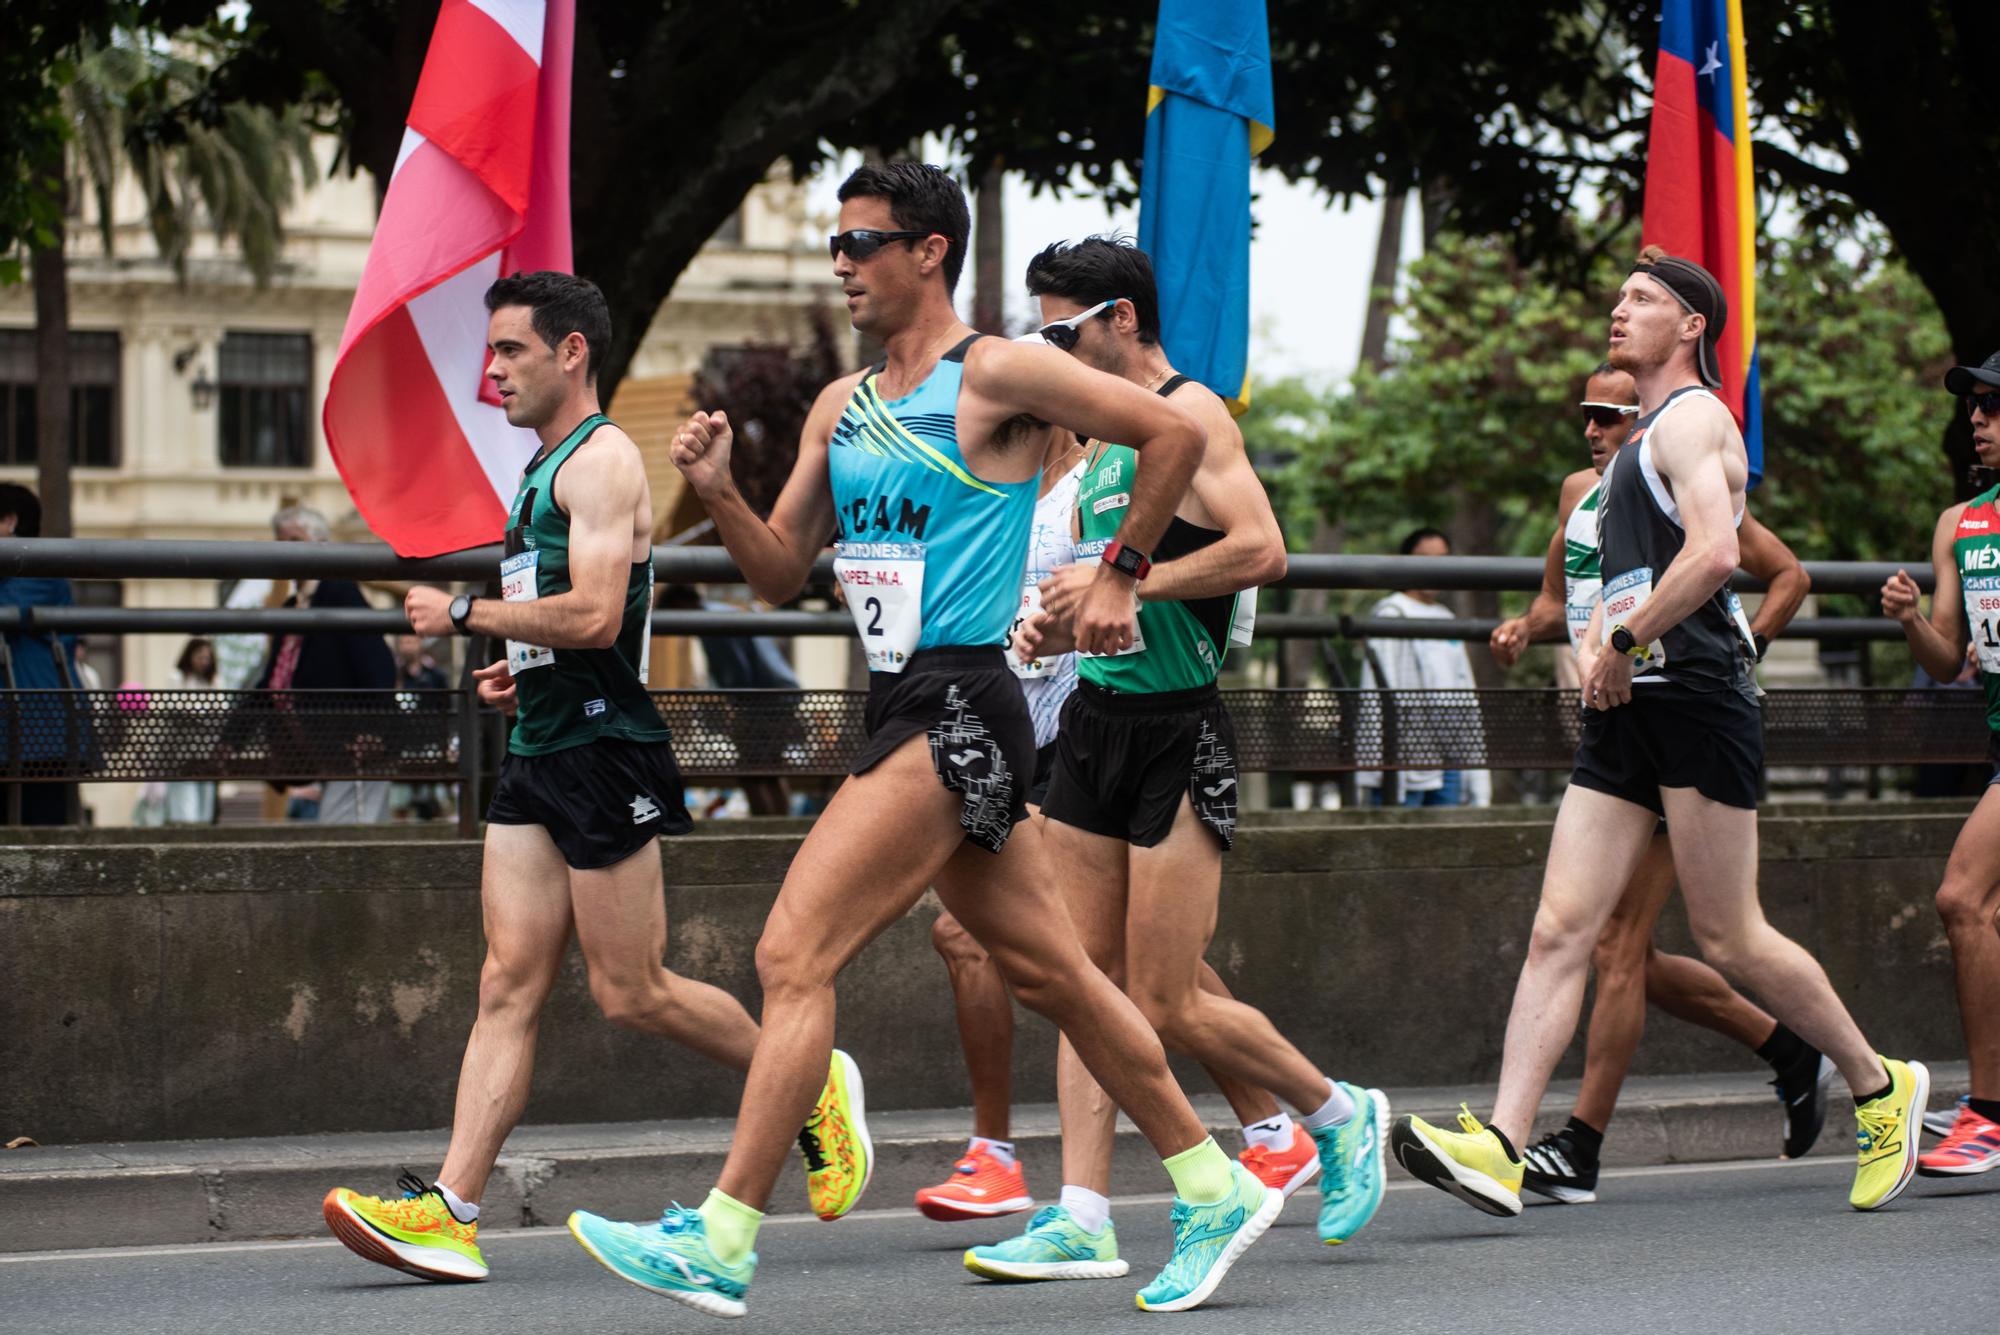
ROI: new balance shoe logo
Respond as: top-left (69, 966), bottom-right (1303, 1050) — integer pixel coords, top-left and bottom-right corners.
top-left (630, 795), bottom-right (661, 824)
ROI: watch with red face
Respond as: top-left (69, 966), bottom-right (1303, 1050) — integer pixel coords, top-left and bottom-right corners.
top-left (1101, 539), bottom-right (1152, 581)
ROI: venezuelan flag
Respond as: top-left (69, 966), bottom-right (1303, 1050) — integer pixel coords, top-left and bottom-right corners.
top-left (1136, 0), bottom-right (1273, 417)
top-left (1640, 0), bottom-right (1763, 485)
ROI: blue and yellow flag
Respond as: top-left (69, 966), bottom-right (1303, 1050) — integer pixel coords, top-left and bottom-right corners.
top-left (1137, 0), bottom-right (1273, 417)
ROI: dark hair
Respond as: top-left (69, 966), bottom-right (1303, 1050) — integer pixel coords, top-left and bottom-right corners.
top-left (1023, 235), bottom-right (1161, 345)
top-left (1399, 526), bottom-right (1451, 555)
top-left (484, 270), bottom-right (612, 382)
top-left (176, 637), bottom-right (216, 681)
top-left (1591, 360), bottom-right (1617, 378)
top-left (0, 483), bottom-right (42, 538)
top-left (836, 163), bottom-right (971, 294)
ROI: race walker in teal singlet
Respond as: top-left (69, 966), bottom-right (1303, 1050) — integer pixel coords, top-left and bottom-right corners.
top-left (830, 335), bottom-right (1041, 852)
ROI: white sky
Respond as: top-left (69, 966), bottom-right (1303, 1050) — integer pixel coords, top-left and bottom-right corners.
top-left (806, 150), bottom-right (1421, 391)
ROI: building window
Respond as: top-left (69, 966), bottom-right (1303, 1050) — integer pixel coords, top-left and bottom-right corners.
top-left (218, 332), bottom-right (312, 468)
top-left (0, 329), bottom-right (121, 468)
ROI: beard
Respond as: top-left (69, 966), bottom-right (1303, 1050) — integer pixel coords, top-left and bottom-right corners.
top-left (1607, 323), bottom-right (1674, 374)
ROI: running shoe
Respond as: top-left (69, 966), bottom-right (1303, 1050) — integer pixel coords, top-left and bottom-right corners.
top-left (1521, 1127), bottom-right (1599, 1204)
top-left (1917, 1100), bottom-right (2000, 1177)
top-left (1238, 1124), bottom-right (1320, 1200)
top-left (1772, 1049), bottom-right (1835, 1159)
top-left (1312, 1083), bottom-right (1389, 1244)
top-left (916, 1143), bottom-right (1033, 1221)
top-left (799, 1048), bottom-right (872, 1221)
top-left (322, 1172), bottom-right (487, 1282)
top-left (1924, 1096), bottom-right (1967, 1139)
top-left (1850, 1056), bottom-right (1929, 1211)
top-left (962, 1205), bottom-right (1129, 1281)
top-left (569, 1204), bottom-right (754, 1319)
top-left (1133, 1163), bottom-right (1283, 1313)
top-left (1390, 1106), bottom-right (1524, 1218)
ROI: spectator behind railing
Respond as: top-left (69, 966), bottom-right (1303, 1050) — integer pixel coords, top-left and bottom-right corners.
top-left (0, 483), bottom-right (84, 824)
top-left (252, 503), bottom-right (397, 823)
top-left (165, 637), bottom-right (219, 825)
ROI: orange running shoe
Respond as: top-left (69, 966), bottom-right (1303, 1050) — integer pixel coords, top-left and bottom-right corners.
top-left (1238, 1123), bottom-right (1322, 1200)
top-left (915, 1142), bottom-right (1034, 1221)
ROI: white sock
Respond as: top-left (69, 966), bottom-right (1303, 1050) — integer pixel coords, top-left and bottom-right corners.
top-left (1058, 1185), bottom-right (1111, 1234)
top-left (434, 1180), bottom-right (479, 1224)
top-left (1240, 1112), bottom-right (1295, 1152)
top-left (970, 1137), bottom-right (1017, 1170)
top-left (1300, 1079), bottom-right (1356, 1132)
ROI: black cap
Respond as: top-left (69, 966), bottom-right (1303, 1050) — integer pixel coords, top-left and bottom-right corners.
top-left (1944, 351), bottom-right (2000, 396)
top-left (1631, 256), bottom-right (1728, 390)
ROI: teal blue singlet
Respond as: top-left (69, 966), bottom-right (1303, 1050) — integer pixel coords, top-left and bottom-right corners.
top-left (827, 335), bottom-right (1036, 658)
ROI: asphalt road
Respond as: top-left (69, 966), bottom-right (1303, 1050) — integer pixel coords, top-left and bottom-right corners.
top-left (5, 1158), bottom-right (1995, 1335)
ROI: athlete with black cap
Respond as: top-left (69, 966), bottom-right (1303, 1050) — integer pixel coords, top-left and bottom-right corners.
top-left (1880, 347), bottom-right (2000, 1178)
top-left (1392, 245), bottom-right (1930, 1218)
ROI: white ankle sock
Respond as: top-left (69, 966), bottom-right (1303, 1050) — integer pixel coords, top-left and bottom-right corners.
top-left (1058, 1185), bottom-right (1111, 1234)
top-left (1240, 1112), bottom-right (1295, 1152)
top-left (1300, 1079), bottom-right (1356, 1131)
top-left (970, 1137), bottom-right (1017, 1169)
top-left (435, 1180), bottom-right (479, 1224)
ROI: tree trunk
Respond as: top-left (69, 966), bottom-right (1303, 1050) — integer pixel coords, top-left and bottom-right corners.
top-left (1359, 189), bottom-right (1407, 371)
top-left (32, 145), bottom-right (71, 539)
top-left (972, 161), bottom-right (1006, 334)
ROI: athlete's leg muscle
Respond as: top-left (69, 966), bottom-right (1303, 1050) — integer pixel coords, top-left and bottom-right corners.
top-left (715, 736), bottom-right (969, 1210)
top-left (1663, 786), bottom-right (1886, 1095)
top-left (1491, 784), bottom-right (1657, 1147)
top-left (1195, 964), bottom-right (1284, 1127)
top-left (1572, 833), bottom-right (1676, 1131)
top-left (570, 840), bottom-right (760, 1072)
top-left (1038, 820), bottom-right (1130, 1194)
top-left (931, 909), bottom-right (1016, 1140)
top-left (1643, 950), bottom-right (1774, 1049)
top-left (1934, 786), bottom-right (2000, 1097)
top-left (438, 822), bottom-right (574, 1202)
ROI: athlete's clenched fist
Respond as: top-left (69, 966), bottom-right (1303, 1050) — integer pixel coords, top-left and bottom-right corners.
top-left (1880, 569), bottom-right (1922, 624)
top-left (671, 411), bottom-right (735, 498)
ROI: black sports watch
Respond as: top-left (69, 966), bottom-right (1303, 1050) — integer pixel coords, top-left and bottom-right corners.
top-left (448, 594), bottom-right (477, 635)
top-left (1608, 625), bottom-right (1644, 658)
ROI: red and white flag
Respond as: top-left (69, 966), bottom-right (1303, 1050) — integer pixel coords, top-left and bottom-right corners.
top-left (324, 0), bottom-right (574, 557)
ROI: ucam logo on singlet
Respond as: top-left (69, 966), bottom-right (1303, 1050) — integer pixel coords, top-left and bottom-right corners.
top-left (842, 494), bottom-right (933, 541)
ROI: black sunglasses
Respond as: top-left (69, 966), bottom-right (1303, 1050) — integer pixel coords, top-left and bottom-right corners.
top-left (828, 229), bottom-right (929, 262)
top-left (1966, 389), bottom-right (2000, 419)
top-left (1580, 404), bottom-right (1638, 428)
top-left (1035, 299), bottom-right (1121, 353)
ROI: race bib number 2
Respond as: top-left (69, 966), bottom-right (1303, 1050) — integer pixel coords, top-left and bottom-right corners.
top-left (1967, 576), bottom-right (2000, 675)
top-left (1600, 567), bottom-right (1666, 668)
top-left (500, 549), bottom-right (555, 675)
top-left (835, 540), bottom-right (926, 673)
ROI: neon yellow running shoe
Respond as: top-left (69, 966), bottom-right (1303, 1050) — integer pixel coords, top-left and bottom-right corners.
top-left (799, 1048), bottom-right (873, 1221)
top-left (1389, 1105), bottom-right (1524, 1218)
top-left (1851, 1056), bottom-right (1929, 1211)
top-left (323, 1173), bottom-right (487, 1281)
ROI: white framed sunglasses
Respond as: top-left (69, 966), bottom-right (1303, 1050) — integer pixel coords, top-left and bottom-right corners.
top-left (1034, 298), bottom-right (1122, 352)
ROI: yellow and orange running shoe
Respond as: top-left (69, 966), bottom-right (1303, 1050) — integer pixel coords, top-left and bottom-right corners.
top-left (799, 1048), bottom-right (873, 1221)
top-left (323, 1173), bottom-right (487, 1281)
top-left (916, 1141), bottom-right (1033, 1221)
top-left (1238, 1123), bottom-right (1321, 1201)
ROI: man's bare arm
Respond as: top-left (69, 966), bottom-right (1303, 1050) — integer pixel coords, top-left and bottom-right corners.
top-left (1140, 389), bottom-right (1285, 602)
top-left (460, 440), bottom-right (643, 649)
top-left (1615, 404), bottom-right (1741, 646)
top-left (1492, 469), bottom-right (1594, 665)
top-left (1885, 505), bottom-right (1971, 683)
top-left (1736, 510), bottom-right (1810, 641)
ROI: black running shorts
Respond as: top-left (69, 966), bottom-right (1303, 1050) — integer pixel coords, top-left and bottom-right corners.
top-left (487, 735), bottom-right (693, 870)
top-left (1027, 739), bottom-right (1059, 808)
top-left (1569, 680), bottom-right (1762, 817)
top-left (851, 647), bottom-right (1035, 854)
top-left (1042, 681), bottom-right (1239, 849)
top-left (1987, 732), bottom-right (2000, 787)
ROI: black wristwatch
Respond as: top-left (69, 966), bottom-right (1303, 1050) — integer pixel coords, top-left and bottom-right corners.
top-left (449, 594), bottom-right (477, 635)
top-left (1608, 625), bottom-right (1644, 658)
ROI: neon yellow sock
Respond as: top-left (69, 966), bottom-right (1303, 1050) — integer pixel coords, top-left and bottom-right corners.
top-left (1162, 1136), bottom-right (1233, 1206)
top-left (699, 1188), bottom-right (763, 1266)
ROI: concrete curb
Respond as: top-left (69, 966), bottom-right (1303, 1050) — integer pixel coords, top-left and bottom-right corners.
top-left (0, 1064), bottom-right (1966, 1252)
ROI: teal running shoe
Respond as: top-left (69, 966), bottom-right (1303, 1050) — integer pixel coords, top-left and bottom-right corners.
top-left (568, 1204), bottom-right (754, 1320)
top-left (1134, 1163), bottom-right (1282, 1313)
top-left (1314, 1083), bottom-right (1390, 1245)
top-left (963, 1205), bottom-right (1130, 1281)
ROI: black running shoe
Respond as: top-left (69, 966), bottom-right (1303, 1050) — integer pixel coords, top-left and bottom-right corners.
top-left (1771, 1051), bottom-right (1834, 1159)
top-left (1521, 1130), bottom-right (1598, 1204)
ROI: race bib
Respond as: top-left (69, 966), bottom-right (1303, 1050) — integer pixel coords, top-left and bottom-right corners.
top-left (1230, 593), bottom-right (1256, 649)
top-left (500, 549), bottom-right (555, 675)
top-left (1073, 540), bottom-right (1146, 658)
top-left (1600, 567), bottom-right (1666, 667)
top-left (1968, 576), bottom-right (2000, 675)
top-left (1723, 589), bottom-right (1759, 660)
top-left (835, 540), bottom-right (926, 673)
top-left (1564, 576), bottom-right (1601, 654)
top-left (1008, 580), bottom-right (1051, 680)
